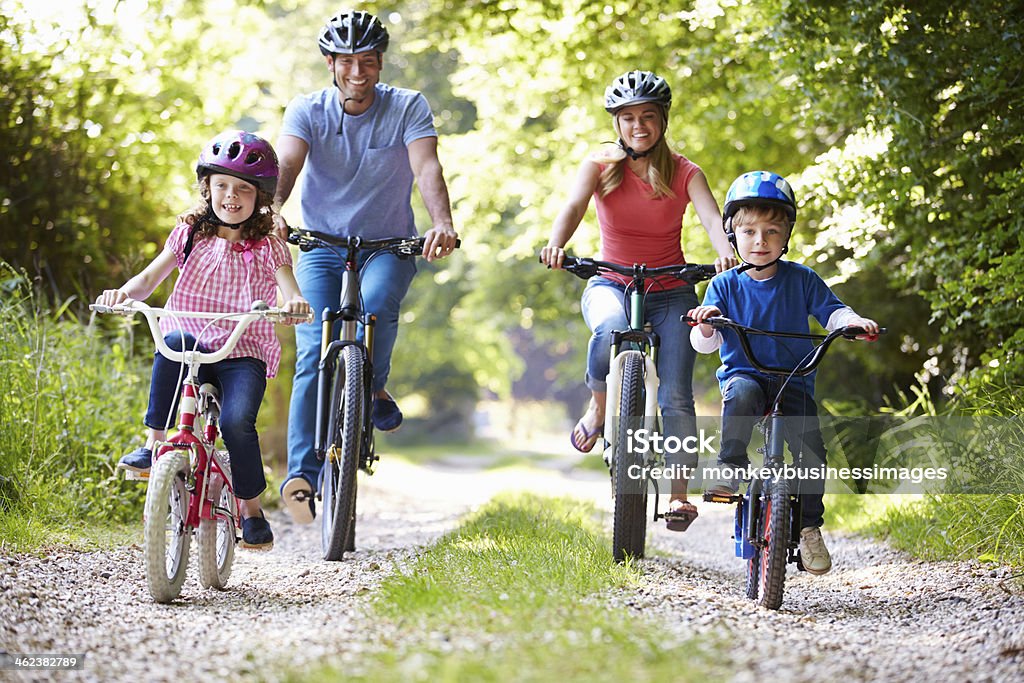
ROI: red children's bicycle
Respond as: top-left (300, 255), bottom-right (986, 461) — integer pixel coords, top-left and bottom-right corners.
top-left (91, 300), bottom-right (311, 603)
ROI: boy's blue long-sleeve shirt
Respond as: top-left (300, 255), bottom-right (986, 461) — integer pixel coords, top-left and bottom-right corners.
top-left (701, 261), bottom-right (847, 397)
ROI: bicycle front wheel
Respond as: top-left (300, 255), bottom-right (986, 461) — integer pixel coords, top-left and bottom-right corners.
top-left (197, 473), bottom-right (235, 590)
top-left (758, 477), bottom-right (790, 610)
top-left (321, 344), bottom-right (365, 561)
top-left (143, 451), bottom-right (192, 603)
top-left (612, 351), bottom-right (648, 563)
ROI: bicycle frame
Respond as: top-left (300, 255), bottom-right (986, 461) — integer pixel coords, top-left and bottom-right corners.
top-left (548, 256), bottom-right (716, 561)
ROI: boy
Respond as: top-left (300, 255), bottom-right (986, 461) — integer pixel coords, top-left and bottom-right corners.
top-left (687, 171), bottom-right (880, 574)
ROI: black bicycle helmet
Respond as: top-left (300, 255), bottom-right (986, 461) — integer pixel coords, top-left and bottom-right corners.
top-left (318, 10), bottom-right (389, 56)
top-left (604, 70), bottom-right (672, 114)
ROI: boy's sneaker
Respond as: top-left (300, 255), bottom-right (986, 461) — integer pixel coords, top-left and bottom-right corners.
top-left (799, 526), bottom-right (832, 575)
top-left (240, 512), bottom-right (274, 551)
top-left (117, 447), bottom-right (153, 476)
top-left (703, 467), bottom-right (741, 497)
top-left (371, 396), bottom-right (403, 432)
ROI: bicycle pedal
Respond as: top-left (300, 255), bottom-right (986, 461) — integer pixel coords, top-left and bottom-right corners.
top-left (702, 491), bottom-right (741, 504)
top-left (123, 470), bottom-right (149, 481)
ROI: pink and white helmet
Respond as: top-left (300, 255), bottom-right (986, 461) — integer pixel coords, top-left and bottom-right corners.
top-left (196, 131), bottom-right (279, 194)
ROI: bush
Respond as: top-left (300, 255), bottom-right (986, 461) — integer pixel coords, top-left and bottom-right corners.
top-left (0, 264), bottom-right (148, 547)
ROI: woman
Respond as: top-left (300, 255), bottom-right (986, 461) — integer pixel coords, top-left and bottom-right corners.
top-left (540, 70), bottom-right (736, 531)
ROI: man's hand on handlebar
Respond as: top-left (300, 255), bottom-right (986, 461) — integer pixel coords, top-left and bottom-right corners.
top-left (421, 225), bottom-right (459, 262)
top-left (272, 213), bottom-right (290, 241)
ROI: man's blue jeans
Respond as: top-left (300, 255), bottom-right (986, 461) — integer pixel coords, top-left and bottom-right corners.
top-left (581, 276), bottom-right (699, 469)
top-left (285, 247), bottom-right (417, 490)
top-left (145, 332), bottom-right (268, 500)
top-left (719, 373), bottom-right (827, 528)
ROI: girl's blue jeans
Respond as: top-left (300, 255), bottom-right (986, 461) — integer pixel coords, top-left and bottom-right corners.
top-left (581, 276), bottom-right (700, 469)
top-left (144, 332), bottom-right (268, 500)
top-left (718, 373), bottom-right (827, 528)
top-left (286, 247), bottom-right (417, 491)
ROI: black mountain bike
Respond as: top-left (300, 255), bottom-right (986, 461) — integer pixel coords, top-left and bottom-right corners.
top-left (549, 256), bottom-right (716, 562)
top-left (289, 228), bottom-right (458, 561)
top-left (683, 314), bottom-right (884, 609)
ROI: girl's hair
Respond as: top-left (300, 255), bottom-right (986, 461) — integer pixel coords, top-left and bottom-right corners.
top-left (732, 205), bottom-right (793, 230)
top-left (178, 175), bottom-right (275, 241)
top-left (598, 108), bottom-right (676, 199)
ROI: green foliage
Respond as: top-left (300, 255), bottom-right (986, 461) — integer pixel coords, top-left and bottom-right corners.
top-left (764, 0), bottom-right (1024, 392)
top-left (0, 264), bottom-right (148, 548)
top-left (294, 493), bottom-right (719, 682)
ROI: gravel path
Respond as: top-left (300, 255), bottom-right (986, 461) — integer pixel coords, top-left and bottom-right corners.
top-left (1, 456), bottom-right (1022, 682)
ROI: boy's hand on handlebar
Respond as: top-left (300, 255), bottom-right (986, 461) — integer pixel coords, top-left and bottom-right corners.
top-left (714, 254), bottom-right (738, 273)
top-left (421, 225), bottom-right (459, 262)
top-left (539, 245), bottom-right (566, 269)
top-left (846, 316), bottom-right (881, 341)
top-left (685, 305), bottom-right (722, 336)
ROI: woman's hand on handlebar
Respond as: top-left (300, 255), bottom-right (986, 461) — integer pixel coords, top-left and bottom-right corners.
top-left (421, 225), bottom-right (459, 262)
top-left (714, 254), bottom-right (739, 273)
top-left (539, 245), bottom-right (567, 269)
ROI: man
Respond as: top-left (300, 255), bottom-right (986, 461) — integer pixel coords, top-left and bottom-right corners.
top-left (274, 9), bottom-right (459, 523)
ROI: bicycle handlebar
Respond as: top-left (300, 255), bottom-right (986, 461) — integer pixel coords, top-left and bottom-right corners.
top-left (89, 300), bottom-right (314, 366)
top-left (542, 254), bottom-right (717, 285)
top-left (287, 228), bottom-right (461, 257)
top-left (680, 314), bottom-right (887, 377)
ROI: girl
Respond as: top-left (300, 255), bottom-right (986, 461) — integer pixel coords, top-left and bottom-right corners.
top-left (540, 70), bottom-right (736, 532)
top-left (97, 130), bottom-right (310, 550)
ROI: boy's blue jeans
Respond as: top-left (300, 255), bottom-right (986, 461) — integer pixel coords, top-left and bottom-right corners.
top-left (285, 247), bottom-right (417, 491)
top-left (718, 373), bottom-right (826, 529)
top-left (144, 332), bottom-right (268, 501)
top-left (581, 276), bottom-right (700, 469)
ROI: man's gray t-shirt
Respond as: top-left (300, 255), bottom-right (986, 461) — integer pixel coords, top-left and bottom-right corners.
top-left (280, 83), bottom-right (437, 239)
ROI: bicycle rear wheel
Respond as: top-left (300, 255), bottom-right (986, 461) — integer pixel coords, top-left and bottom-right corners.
top-left (197, 473), bottom-right (235, 590)
top-left (758, 477), bottom-right (790, 610)
top-left (143, 451), bottom-right (191, 603)
top-left (612, 351), bottom-right (647, 563)
top-left (321, 344), bottom-right (365, 561)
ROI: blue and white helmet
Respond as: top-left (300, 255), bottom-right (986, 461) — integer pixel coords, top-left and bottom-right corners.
top-left (723, 171), bottom-right (796, 225)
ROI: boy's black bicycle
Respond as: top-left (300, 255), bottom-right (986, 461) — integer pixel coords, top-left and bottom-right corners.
top-left (549, 256), bottom-right (716, 562)
top-left (683, 314), bottom-right (884, 609)
top-left (289, 228), bottom-right (459, 561)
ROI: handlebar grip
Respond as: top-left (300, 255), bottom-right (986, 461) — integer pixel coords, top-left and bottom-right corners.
top-left (841, 326), bottom-right (887, 339)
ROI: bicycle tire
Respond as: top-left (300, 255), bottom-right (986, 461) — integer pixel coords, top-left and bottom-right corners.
top-left (143, 451), bottom-right (191, 603)
top-left (743, 500), bottom-right (760, 600)
top-left (612, 351), bottom-right (647, 563)
top-left (321, 344), bottom-right (365, 561)
top-left (759, 477), bottom-right (790, 610)
top-left (197, 474), bottom-right (235, 590)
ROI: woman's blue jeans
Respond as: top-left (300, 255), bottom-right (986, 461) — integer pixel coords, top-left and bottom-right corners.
top-left (145, 332), bottom-right (268, 500)
top-left (286, 247), bottom-right (417, 491)
top-left (581, 276), bottom-right (699, 468)
top-left (719, 373), bottom-right (827, 528)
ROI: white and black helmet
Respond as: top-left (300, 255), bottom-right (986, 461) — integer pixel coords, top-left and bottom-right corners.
top-left (604, 70), bottom-right (672, 114)
top-left (318, 10), bottom-right (389, 56)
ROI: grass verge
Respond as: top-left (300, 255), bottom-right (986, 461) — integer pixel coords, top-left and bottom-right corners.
top-left (295, 493), bottom-right (719, 682)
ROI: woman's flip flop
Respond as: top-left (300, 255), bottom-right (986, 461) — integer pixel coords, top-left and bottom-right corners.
top-left (570, 420), bottom-right (603, 453)
top-left (664, 500), bottom-right (699, 532)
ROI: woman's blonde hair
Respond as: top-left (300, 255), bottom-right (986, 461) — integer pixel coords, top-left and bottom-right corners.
top-left (597, 107), bottom-right (676, 200)
top-left (178, 175), bottom-right (275, 242)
